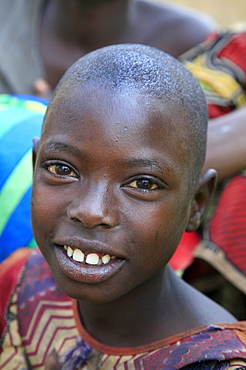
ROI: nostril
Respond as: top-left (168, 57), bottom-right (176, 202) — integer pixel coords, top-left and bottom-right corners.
top-left (67, 212), bottom-right (85, 225)
top-left (101, 223), bottom-right (112, 229)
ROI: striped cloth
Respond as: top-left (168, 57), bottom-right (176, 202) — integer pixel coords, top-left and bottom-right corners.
top-left (0, 94), bottom-right (47, 261)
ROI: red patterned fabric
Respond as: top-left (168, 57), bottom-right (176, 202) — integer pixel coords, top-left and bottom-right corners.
top-left (194, 173), bottom-right (246, 294)
top-left (209, 174), bottom-right (246, 276)
top-left (173, 25), bottom-right (246, 293)
top-left (218, 32), bottom-right (246, 73)
top-left (180, 23), bottom-right (246, 118)
top-left (1, 249), bottom-right (246, 369)
top-left (0, 247), bottom-right (32, 336)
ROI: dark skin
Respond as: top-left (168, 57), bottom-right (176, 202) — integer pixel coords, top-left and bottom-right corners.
top-left (36, 0), bottom-right (215, 93)
top-left (34, 0), bottom-right (246, 201)
top-left (32, 84), bottom-right (235, 366)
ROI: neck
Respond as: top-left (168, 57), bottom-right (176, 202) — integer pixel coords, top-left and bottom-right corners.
top-left (78, 267), bottom-right (183, 347)
top-left (44, 0), bottom-right (132, 48)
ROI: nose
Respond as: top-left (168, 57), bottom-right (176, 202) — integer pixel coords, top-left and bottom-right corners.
top-left (67, 184), bottom-right (119, 229)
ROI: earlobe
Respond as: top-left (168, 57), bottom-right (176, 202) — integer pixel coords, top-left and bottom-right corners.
top-left (186, 209), bottom-right (202, 232)
top-left (186, 169), bottom-right (217, 232)
top-left (32, 137), bottom-right (40, 170)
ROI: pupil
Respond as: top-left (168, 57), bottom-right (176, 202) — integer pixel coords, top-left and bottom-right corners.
top-left (57, 165), bottom-right (69, 174)
top-left (137, 179), bottom-right (151, 189)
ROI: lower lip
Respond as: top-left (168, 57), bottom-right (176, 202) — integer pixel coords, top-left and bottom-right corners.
top-left (55, 246), bottom-right (125, 284)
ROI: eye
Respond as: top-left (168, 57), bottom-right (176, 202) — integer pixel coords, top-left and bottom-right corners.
top-left (45, 163), bottom-right (78, 178)
top-left (128, 178), bottom-right (159, 190)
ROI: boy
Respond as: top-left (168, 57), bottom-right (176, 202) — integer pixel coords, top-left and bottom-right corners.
top-left (0, 0), bottom-right (216, 262)
top-left (1, 44), bottom-right (246, 369)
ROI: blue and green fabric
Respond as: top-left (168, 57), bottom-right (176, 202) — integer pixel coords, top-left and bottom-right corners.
top-left (0, 94), bottom-right (47, 262)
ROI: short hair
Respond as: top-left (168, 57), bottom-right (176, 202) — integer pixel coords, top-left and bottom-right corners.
top-left (47, 44), bottom-right (208, 190)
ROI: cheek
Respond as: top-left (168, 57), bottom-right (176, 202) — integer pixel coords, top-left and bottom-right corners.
top-left (32, 186), bottom-right (48, 215)
top-left (31, 185), bottom-right (57, 239)
top-left (139, 202), bottom-right (189, 262)
top-left (125, 208), bottom-right (174, 266)
top-left (153, 221), bottom-right (183, 264)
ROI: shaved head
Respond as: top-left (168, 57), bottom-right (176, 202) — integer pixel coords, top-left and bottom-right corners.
top-left (45, 43), bottom-right (208, 189)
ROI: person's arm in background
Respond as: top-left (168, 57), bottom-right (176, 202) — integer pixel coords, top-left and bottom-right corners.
top-left (33, 78), bottom-right (53, 100)
top-left (203, 107), bottom-right (246, 182)
top-left (181, 24), bottom-right (246, 183)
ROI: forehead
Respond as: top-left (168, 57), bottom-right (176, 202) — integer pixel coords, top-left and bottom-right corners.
top-left (41, 85), bottom-right (192, 186)
top-left (44, 83), bottom-right (189, 145)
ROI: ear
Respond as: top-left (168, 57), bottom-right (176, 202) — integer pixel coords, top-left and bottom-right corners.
top-left (32, 137), bottom-right (40, 170)
top-left (186, 169), bottom-right (217, 232)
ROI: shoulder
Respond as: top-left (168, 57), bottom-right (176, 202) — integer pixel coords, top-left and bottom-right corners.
top-left (135, 0), bottom-right (217, 57)
top-left (0, 249), bottom-right (57, 332)
top-left (0, 247), bottom-right (32, 297)
top-left (0, 248), bottom-right (69, 337)
top-left (169, 267), bottom-right (237, 326)
top-left (135, 321), bottom-right (246, 369)
top-left (186, 284), bottom-right (237, 324)
top-left (0, 248), bottom-right (32, 336)
top-left (137, 0), bottom-right (215, 25)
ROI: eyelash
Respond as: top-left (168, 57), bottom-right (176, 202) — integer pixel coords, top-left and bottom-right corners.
top-left (42, 162), bottom-right (165, 191)
top-left (125, 176), bottom-right (165, 191)
top-left (43, 161), bottom-right (79, 178)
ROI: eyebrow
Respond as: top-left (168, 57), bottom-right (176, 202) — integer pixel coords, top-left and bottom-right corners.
top-left (42, 141), bottom-right (83, 157)
top-left (116, 157), bottom-right (173, 175)
top-left (42, 141), bottom-right (175, 175)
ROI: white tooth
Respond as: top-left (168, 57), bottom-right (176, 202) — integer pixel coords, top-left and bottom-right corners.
top-left (64, 245), bottom-right (68, 251)
top-left (102, 254), bottom-right (111, 264)
top-left (73, 249), bottom-right (84, 262)
top-left (67, 246), bottom-right (73, 257)
top-left (86, 253), bottom-right (99, 265)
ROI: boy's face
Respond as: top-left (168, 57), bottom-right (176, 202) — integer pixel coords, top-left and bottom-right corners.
top-left (32, 84), bottom-right (196, 303)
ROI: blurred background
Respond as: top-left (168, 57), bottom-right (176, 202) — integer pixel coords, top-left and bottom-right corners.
top-left (161, 0), bottom-right (246, 26)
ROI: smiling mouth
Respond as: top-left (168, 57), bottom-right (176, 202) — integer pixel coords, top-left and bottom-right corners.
top-left (64, 245), bottom-right (116, 266)
top-left (55, 243), bottom-right (124, 284)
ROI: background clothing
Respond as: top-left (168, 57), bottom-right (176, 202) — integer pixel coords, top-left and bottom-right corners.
top-left (0, 95), bottom-right (47, 261)
top-left (180, 22), bottom-right (246, 118)
top-left (0, 0), bottom-right (45, 94)
top-left (177, 24), bottom-right (246, 306)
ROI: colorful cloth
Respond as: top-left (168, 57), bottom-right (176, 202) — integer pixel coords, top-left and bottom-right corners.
top-left (176, 24), bottom-right (246, 297)
top-left (180, 22), bottom-right (246, 118)
top-left (194, 172), bottom-right (246, 295)
top-left (1, 249), bottom-right (246, 369)
top-left (0, 94), bottom-right (47, 261)
top-left (0, 0), bottom-right (45, 94)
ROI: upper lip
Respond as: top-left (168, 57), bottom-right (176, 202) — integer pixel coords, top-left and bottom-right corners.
top-left (54, 236), bottom-right (123, 258)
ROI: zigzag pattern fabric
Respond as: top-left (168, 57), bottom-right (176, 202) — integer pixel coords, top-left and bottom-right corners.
top-left (1, 250), bottom-right (246, 369)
